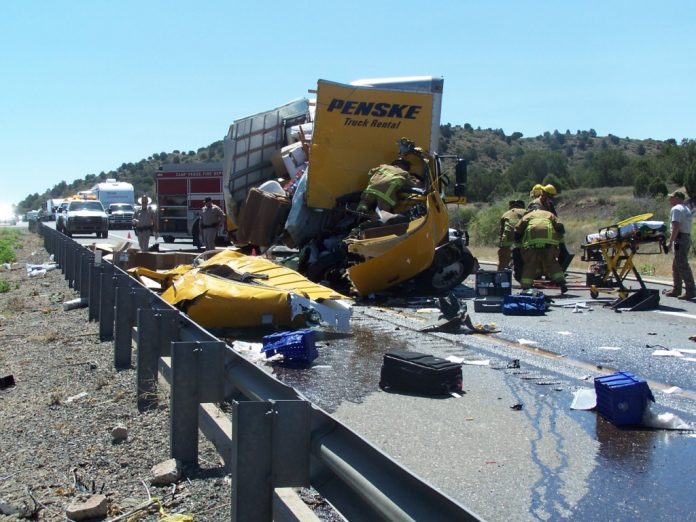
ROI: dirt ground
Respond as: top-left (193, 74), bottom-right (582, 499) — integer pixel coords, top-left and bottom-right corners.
top-left (0, 230), bottom-right (233, 520)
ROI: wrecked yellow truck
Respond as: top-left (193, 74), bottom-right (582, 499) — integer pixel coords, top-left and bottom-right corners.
top-left (222, 77), bottom-right (477, 296)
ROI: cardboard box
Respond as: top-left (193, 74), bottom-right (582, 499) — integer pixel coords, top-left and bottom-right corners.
top-left (126, 251), bottom-right (198, 271)
top-left (271, 149), bottom-right (288, 178)
top-left (236, 188), bottom-right (291, 247)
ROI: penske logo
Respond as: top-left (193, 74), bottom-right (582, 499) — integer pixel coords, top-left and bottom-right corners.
top-left (326, 98), bottom-right (423, 129)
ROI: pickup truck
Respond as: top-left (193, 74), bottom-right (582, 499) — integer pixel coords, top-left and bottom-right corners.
top-left (107, 203), bottom-right (135, 229)
top-left (58, 200), bottom-right (109, 238)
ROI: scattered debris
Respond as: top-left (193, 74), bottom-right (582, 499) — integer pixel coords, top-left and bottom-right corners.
top-left (151, 458), bottom-right (181, 486)
top-left (662, 386), bottom-right (683, 395)
top-left (507, 359), bottom-right (520, 369)
top-left (510, 403), bottom-right (523, 411)
top-left (63, 297), bottom-right (88, 311)
top-left (570, 388), bottom-right (596, 412)
top-left (66, 494), bottom-right (108, 521)
top-left (446, 356), bottom-right (489, 366)
top-left (517, 339), bottom-right (538, 345)
top-left (598, 346), bottom-right (622, 351)
top-left (557, 331), bottom-right (572, 335)
top-left (652, 349), bottom-right (684, 358)
top-left (65, 391), bottom-right (89, 403)
top-left (643, 406), bottom-right (694, 430)
top-left (0, 374), bottom-right (15, 390)
top-left (112, 424), bottom-right (128, 443)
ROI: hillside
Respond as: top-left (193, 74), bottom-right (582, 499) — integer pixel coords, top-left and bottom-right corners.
top-left (16, 124), bottom-right (696, 214)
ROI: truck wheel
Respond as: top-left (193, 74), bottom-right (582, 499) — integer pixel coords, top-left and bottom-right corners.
top-left (163, 236), bottom-right (175, 244)
top-left (416, 247), bottom-right (476, 295)
top-left (102, 231), bottom-right (108, 239)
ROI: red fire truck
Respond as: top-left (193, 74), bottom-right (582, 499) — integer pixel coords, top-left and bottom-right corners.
top-left (156, 162), bottom-right (226, 246)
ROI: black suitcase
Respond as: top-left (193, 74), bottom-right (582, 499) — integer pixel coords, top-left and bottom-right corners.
top-left (379, 350), bottom-right (463, 395)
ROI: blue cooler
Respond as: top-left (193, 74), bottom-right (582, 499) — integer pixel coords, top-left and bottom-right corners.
top-left (594, 371), bottom-right (655, 427)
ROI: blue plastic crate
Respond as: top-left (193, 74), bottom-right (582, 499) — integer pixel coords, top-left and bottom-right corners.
top-left (262, 329), bottom-right (318, 363)
top-left (594, 371), bottom-right (655, 427)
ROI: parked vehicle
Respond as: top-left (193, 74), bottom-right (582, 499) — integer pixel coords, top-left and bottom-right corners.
top-left (107, 203), bottom-right (135, 229)
top-left (91, 179), bottom-right (135, 209)
top-left (222, 77), bottom-right (477, 295)
top-left (59, 200), bottom-right (109, 238)
top-left (41, 198), bottom-right (64, 221)
top-left (155, 162), bottom-right (226, 245)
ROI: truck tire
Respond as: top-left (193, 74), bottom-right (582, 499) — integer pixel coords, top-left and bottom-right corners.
top-left (163, 236), bottom-right (175, 244)
top-left (415, 243), bottom-right (477, 295)
top-left (102, 231), bottom-right (108, 239)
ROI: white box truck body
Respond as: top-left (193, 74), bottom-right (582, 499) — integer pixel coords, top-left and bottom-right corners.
top-left (91, 179), bottom-right (135, 208)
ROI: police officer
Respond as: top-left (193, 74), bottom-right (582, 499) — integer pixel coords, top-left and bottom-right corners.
top-left (132, 195), bottom-right (158, 252)
top-left (497, 200), bottom-right (526, 271)
top-left (356, 158), bottom-right (421, 218)
top-left (515, 207), bottom-right (568, 293)
top-left (199, 197), bottom-right (225, 251)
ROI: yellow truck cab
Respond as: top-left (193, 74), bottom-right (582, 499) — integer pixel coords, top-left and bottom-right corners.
top-left (222, 76), bottom-right (477, 296)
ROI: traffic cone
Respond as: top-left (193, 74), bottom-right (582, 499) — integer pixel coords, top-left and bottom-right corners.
top-left (251, 247), bottom-right (257, 256)
top-left (127, 231), bottom-right (131, 239)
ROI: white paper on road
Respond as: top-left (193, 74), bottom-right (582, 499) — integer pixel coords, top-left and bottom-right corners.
top-left (518, 339), bottom-right (538, 345)
top-left (676, 348), bottom-right (696, 354)
top-left (570, 388), bottom-right (597, 410)
top-left (446, 355), bottom-right (489, 366)
top-left (642, 407), bottom-right (693, 430)
top-left (662, 386), bottom-right (683, 394)
top-left (557, 331), bottom-right (572, 335)
top-left (683, 357), bottom-right (696, 362)
top-left (416, 308), bottom-right (440, 313)
top-left (652, 349), bottom-right (685, 357)
top-left (598, 346), bottom-right (622, 351)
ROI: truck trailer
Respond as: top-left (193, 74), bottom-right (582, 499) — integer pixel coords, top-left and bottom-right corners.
top-left (156, 162), bottom-right (227, 245)
top-left (223, 76), bottom-right (477, 296)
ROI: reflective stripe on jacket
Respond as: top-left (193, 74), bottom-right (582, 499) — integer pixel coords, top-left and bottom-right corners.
top-left (363, 165), bottom-right (415, 208)
top-left (517, 209), bottom-right (563, 248)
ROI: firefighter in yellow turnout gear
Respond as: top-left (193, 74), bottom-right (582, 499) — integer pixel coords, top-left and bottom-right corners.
top-left (497, 200), bottom-right (526, 270)
top-left (356, 158), bottom-right (421, 217)
top-left (515, 208), bottom-right (568, 294)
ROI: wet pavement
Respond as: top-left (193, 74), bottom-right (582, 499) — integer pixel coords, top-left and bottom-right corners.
top-left (268, 301), bottom-right (696, 521)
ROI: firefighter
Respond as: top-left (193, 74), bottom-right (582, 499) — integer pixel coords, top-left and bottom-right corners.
top-left (356, 158), bottom-right (422, 218)
top-left (497, 200), bottom-right (526, 271)
top-left (515, 207), bottom-right (568, 293)
top-left (132, 195), bottom-right (158, 252)
top-left (199, 197), bottom-right (225, 251)
top-left (528, 183), bottom-right (557, 216)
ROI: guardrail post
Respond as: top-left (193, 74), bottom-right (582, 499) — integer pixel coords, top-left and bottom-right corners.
top-left (78, 252), bottom-right (89, 297)
top-left (231, 400), bottom-right (311, 522)
top-left (65, 242), bottom-right (73, 286)
top-left (98, 265), bottom-right (116, 342)
top-left (114, 275), bottom-right (135, 369)
top-left (170, 341), bottom-right (224, 466)
top-left (60, 237), bottom-right (67, 273)
top-left (136, 309), bottom-right (180, 411)
top-left (88, 261), bottom-right (100, 322)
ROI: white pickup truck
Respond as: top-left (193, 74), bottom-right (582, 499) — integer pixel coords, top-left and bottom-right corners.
top-left (57, 200), bottom-right (109, 238)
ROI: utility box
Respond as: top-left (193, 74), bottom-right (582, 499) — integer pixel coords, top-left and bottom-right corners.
top-left (475, 270), bottom-right (512, 297)
top-left (594, 371), bottom-right (655, 427)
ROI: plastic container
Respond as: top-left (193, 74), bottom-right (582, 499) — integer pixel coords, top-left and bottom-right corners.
top-left (475, 270), bottom-right (512, 297)
top-left (594, 371), bottom-right (655, 427)
top-left (262, 329), bottom-right (318, 364)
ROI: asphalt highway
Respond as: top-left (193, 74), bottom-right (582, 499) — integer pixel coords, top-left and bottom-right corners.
top-left (43, 221), bottom-right (696, 521)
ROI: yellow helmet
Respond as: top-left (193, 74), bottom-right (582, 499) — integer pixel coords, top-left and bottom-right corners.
top-left (530, 183), bottom-right (544, 197)
top-left (543, 184), bottom-right (557, 196)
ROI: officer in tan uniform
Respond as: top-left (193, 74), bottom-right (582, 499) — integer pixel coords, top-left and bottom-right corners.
top-left (199, 197), bottom-right (225, 251)
top-left (132, 195), bottom-right (158, 252)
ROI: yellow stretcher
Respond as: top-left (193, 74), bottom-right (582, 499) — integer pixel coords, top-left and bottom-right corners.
top-left (581, 214), bottom-right (666, 310)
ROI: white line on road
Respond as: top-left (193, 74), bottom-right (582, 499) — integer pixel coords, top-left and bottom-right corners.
top-left (654, 310), bottom-right (696, 320)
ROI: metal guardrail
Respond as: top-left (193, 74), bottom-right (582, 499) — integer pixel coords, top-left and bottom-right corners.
top-left (39, 223), bottom-right (483, 522)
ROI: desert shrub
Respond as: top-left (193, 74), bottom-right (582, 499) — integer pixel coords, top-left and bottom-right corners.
top-left (613, 197), bottom-right (668, 223)
top-left (0, 279), bottom-right (10, 293)
top-left (468, 201), bottom-right (508, 246)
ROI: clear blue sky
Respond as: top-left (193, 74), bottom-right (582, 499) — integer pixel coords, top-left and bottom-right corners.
top-left (2, 0), bottom-right (695, 208)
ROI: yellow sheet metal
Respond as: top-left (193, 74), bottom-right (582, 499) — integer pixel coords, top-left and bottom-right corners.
top-left (307, 80), bottom-right (434, 209)
top-left (143, 250), bottom-right (346, 328)
top-left (346, 193), bottom-right (448, 295)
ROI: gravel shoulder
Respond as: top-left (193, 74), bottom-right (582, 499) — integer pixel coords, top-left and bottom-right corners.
top-left (0, 230), bottom-right (231, 520)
